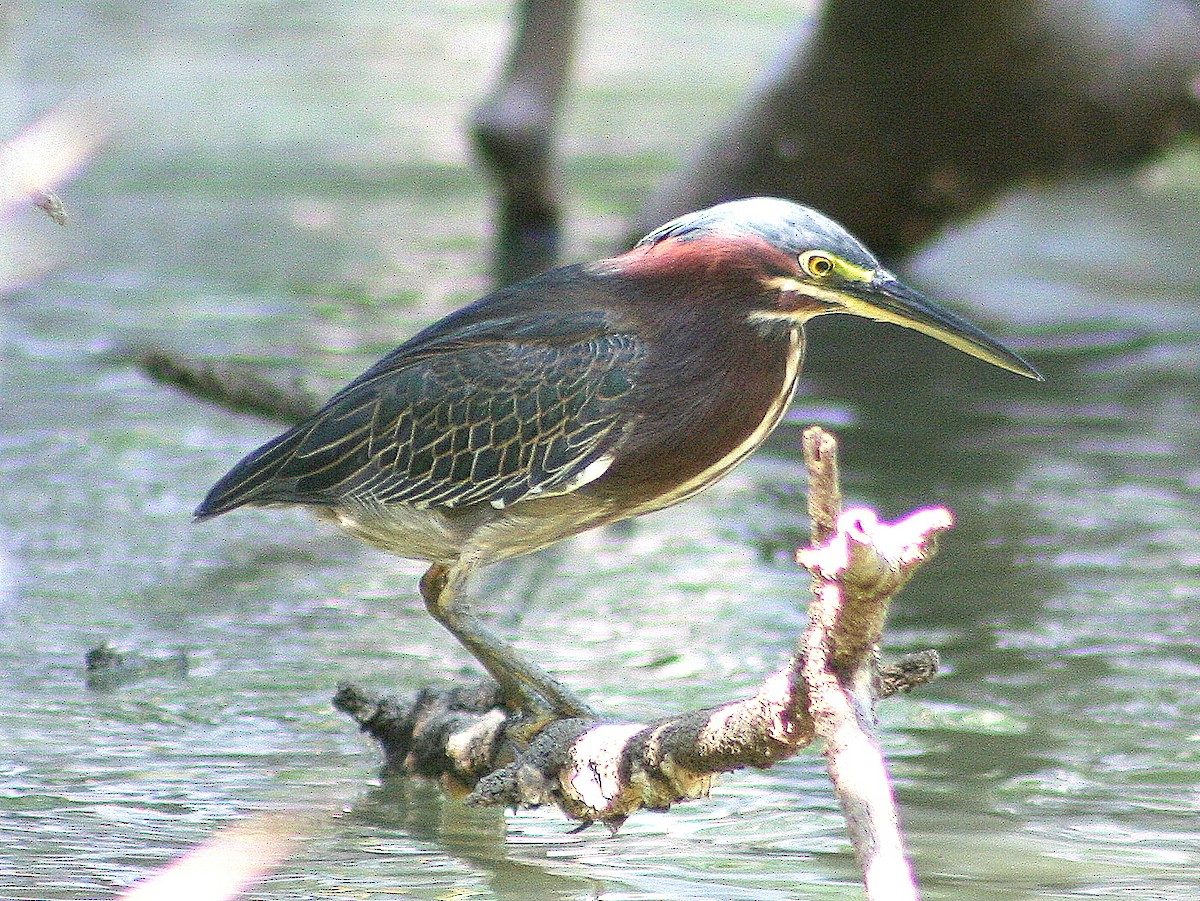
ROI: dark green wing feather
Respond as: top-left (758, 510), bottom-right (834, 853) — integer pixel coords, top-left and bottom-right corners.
top-left (196, 301), bottom-right (645, 518)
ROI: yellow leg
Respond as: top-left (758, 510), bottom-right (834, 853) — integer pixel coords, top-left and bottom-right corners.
top-left (419, 563), bottom-right (592, 720)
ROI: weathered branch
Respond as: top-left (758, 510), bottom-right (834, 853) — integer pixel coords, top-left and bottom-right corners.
top-left (798, 426), bottom-right (952, 900)
top-left (337, 646), bottom-right (938, 828)
top-left (336, 425), bottom-right (949, 890)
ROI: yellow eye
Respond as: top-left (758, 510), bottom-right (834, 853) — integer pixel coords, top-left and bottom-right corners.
top-left (800, 251), bottom-right (835, 278)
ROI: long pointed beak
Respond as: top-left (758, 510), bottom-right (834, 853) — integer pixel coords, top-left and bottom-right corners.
top-left (837, 272), bottom-right (1043, 381)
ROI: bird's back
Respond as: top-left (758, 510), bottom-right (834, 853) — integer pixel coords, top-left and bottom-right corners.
top-left (195, 265), bottom-right (647, 523)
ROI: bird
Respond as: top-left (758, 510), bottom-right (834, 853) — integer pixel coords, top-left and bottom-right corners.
top-left (196, 196), bottom-right (1041, 720)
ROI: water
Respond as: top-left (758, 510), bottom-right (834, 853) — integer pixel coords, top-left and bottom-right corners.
top-left (2, 2), bottom-right (1198, 899)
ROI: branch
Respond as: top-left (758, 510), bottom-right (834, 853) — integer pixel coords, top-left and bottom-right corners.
top-left (798, 426), bottom-right (952, 900)
top-left (336, 426), bottom-right (949, 880)
top-left (337, 644), bottom-right (937, 826)
top-left (119, 346), bottom-right (321, 425)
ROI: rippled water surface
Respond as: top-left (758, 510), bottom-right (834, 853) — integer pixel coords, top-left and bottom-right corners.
top-left (2, 2), bottom-right (1198, 899)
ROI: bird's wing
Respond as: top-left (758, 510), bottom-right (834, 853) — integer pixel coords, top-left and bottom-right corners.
top-left (196, 310), bottom-right (646, 517)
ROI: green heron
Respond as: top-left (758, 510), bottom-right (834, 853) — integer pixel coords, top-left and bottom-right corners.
top-left (196, 197), bottom-right (1040, 719)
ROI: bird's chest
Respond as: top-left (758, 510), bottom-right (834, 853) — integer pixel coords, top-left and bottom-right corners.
top-left (598, 326), bottom-right (805, 515)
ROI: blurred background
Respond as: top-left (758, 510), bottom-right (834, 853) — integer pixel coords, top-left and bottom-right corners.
top-left (1, 1), bottom-right (1198, 899)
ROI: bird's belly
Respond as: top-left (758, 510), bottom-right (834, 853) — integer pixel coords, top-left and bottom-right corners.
top-left (316, 490), bottom-right (616, 569)
top-left (316, 504), bottom-right (465, 563)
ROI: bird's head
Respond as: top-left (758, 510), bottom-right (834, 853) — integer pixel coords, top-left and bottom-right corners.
top-left (628, 197), bottom-right (1042, 380)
